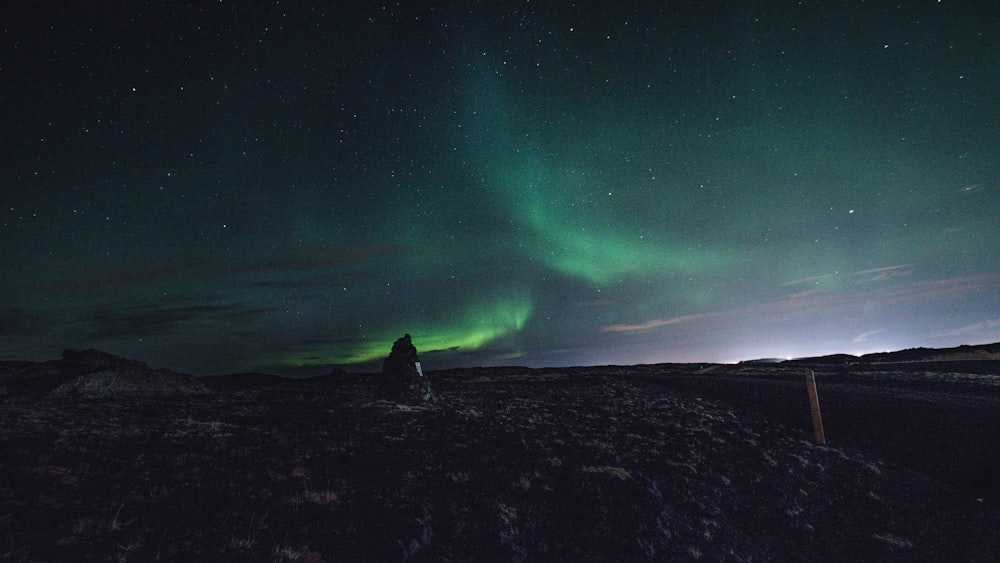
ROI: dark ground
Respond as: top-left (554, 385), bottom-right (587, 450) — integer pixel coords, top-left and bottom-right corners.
top-left (1, 363), bottom-right (998, 561)
top-left (637, 363), bottom-right (1000, 505)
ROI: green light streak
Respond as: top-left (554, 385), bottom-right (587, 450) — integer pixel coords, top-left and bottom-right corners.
top-left (466, 71), bottom-right (732, 285)
top-left (282, 292), bottom-right (532, 367)
top-left (540, 227), bottom-right (730, 285)
top-left (512, 169), bottom-right (731, 284)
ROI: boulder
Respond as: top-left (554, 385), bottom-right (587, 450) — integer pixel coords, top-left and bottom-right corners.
top-left (380, 334), bottom-right (433, 402)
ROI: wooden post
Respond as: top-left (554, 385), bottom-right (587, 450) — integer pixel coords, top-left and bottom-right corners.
top-left (805, 369), bottom-right (826, 445)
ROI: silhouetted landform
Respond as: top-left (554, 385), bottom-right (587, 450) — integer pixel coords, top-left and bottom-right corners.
top-left (0, 344), bottom-right (998, 560)
top-left (789, 341), bottom-right (1000, 365)
top-left (0, 349), bottom-right (206, 397)
top-left (738, 357), bottom-right (787, 364)
top-left (782, 353), bottom-right (859, 365)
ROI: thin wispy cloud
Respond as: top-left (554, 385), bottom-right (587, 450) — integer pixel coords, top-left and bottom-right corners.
top-left (780, 273), bottom-right (837, 287)
top-left (851, 264), bottom-right (914, 283)
top-left (601, 314), bottom-right (711, 333)
top-left (853, 329), bottom-right (887, 344)
top-left (48, 243), bottom-right (411, 291)
top-left (931, 318), bottom-right (1000, 341)
top-left (604, 273), bottom-right (1000, 338)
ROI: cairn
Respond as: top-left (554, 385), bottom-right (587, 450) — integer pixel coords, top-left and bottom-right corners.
top-left (379, 334), bottom-right (433, 402)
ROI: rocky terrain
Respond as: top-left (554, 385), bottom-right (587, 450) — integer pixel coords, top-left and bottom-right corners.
top-left (0, 349), bottom-right (207, 398)
top-left (0, 350), bottom-right (998, 561)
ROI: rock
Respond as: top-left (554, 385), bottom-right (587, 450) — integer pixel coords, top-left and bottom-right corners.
top-left (380, 334), bottom-right (433, 402)
top-left (51, 368), bottom-right (209, 398)
top-left (51, 349), bottom-right (208, 398)
top-left (1, 349), bottom-right (210, 397)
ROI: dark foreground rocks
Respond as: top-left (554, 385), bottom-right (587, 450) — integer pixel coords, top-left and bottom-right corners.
top-left (1, 368), bottom-right (997, 561)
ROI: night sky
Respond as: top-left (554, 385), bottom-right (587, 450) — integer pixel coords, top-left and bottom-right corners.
top-left (3, 2), bottom-right (999, 375)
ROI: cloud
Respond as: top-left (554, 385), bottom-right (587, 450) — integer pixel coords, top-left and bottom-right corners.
top-left (84, 299), bottom-right (273, 340)
top-left (601, 313), bottom-right (711, 333)
top-left (852, 328), bottom-right (887, 344)
top-left (780, 264), bottom-right (914, 288)
top-left (851, 264), bottom-right (914, 283)
top-left (780, 273), bottom-right (837, 287)
top-left (766, 273), bottom-right (1000, 323)
top-left (602, 273), bottom-right (1000, 337)
top-left (875, 273), bottom-right (1000, 305)
top-left (230, 243), bottom-right (412, 275)
top-left (930, 318), bottom-right (1000, 341)
top-left (47, 243), bottom-right (412, 291)
top-left (0, 307), bottom-right (51, 336)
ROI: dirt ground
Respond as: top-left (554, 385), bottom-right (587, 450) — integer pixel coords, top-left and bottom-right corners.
top-left (1, 366), bottom-right (998, 561)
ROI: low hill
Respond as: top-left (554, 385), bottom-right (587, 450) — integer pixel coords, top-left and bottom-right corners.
top-left (1, 349), bottom-right (207, 398)
top-left (786, 341), bottom-right (1000, 366)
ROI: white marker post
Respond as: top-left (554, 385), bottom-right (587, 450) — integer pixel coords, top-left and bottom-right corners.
top-left (805, 369), bottom-right (826, 445)
top-left (415, 362), bottom-right (423, 377)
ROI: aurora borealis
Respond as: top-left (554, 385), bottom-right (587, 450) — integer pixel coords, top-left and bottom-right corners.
top-left (3, 2), bottom-right (999, 374)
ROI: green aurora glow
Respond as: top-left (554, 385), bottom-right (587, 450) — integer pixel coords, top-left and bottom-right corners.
top-left (281, 293), bottom-right (533, 367)
top-left (2, 3), bottom-right (998, 373)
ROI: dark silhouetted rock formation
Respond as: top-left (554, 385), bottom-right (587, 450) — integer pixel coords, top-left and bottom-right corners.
top-left (49, 349), bottom-right (208, 398)
top-left (380, 334), bottom-right (433, 402)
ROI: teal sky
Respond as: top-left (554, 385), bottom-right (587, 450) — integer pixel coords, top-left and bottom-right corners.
top-left (2, 2), bottom-right (998, 374)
